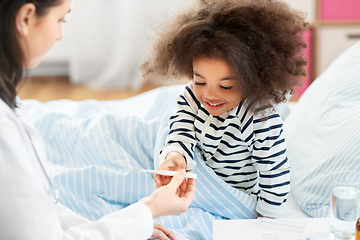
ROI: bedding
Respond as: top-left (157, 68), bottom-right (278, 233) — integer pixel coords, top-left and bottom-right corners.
top-left (23, 85), bottom-right (258, 239)
top-left (22, 83), bottom-right (308, 239)
top-left (284, 40), bottom-right (360, 218)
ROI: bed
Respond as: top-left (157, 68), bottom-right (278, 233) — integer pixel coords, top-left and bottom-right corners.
top-left (22, 40), bottom-right (360, 239)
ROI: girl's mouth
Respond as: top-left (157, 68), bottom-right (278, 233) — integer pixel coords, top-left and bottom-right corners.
top-left (204, 101), bottom-right (225, 110)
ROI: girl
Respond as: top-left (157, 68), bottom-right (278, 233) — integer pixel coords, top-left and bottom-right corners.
top-left (143, 0), bottom-right (308, 218)
top-left (0, 0), bottom-right (195, 239)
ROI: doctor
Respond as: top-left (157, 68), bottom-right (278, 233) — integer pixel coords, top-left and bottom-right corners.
top-left (0, 0), bottom-right (195, 240)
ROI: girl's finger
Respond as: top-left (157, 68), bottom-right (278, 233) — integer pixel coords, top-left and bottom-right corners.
top-left (152, 228), bottom-right (171, 240)
top-left (153, 223), bottom-right (176, 240)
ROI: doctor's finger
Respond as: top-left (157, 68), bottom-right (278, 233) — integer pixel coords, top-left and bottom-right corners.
top-left (179, 179), bottom-right (187, 198)
top-left (167, 169), bottom-right (186, 191)
top-left (182, 178), bottom-right (196, 204)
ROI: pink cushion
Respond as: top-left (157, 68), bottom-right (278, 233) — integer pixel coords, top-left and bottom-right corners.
top-left (321, 0), bottom-right (360, 20)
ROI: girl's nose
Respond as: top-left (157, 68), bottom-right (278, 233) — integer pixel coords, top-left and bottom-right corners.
top-left (204, 87), bottom-right (217, 100)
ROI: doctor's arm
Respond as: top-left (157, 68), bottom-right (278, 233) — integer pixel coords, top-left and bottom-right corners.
top-left (0, 112), bottom-right (195, 240)
top-left (61, 170), bottom-right (195, 240)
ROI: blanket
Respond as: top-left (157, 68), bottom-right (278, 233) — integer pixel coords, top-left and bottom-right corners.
top-left (23, 84), bottom-right (257, 239)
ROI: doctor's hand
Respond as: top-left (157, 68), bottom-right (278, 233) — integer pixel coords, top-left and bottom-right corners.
top-left (140, 169), bottom-right (195, 219)
top-left (155, 151), bottom-right (187, 188)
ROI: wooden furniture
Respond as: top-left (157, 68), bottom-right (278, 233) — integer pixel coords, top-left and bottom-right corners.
top-left (18, 77), bottom-right (160, 102)
top-left (291, 0), bottom-right (360, 100)
top-left (314, 0), bottom-right (360, 77)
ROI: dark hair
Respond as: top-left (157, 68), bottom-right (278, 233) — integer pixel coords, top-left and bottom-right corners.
top-left (0, 0), bottom-right (63, 110)
top-left (142, 0), bottom-right (309, 109)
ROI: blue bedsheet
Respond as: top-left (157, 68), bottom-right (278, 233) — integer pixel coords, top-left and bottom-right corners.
top-left (23, 84), bottom-right (257, 239)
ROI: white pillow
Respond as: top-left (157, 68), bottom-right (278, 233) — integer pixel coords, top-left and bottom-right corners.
top-left (284, 40), bottom-right (360, 218)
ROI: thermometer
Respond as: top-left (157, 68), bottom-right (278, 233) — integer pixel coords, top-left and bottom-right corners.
top-left (137, 169), bottom-right (197, 179)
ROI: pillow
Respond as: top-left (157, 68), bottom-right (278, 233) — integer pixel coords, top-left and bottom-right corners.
top-left (284, 40), bottom-right (360, 218)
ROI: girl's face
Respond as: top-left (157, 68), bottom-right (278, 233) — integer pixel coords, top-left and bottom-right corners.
top-left (192, 57), bottom-right (242, 116)
top-left (19, 0), bottom-right (72, 68)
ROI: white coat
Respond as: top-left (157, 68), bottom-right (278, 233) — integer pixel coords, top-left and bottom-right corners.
top-left (0, 98), bottom-right (153, 240)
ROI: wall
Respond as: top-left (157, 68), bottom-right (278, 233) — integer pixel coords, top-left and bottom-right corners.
top-left (30, 0), bottom-right (316, 78)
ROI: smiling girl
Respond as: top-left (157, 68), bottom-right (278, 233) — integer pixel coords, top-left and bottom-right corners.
top-left (143, 0), bottom-right (308, 218)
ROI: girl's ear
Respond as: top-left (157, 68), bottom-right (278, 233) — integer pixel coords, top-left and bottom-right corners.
top-left (16, 3), bottom-right (37, 37)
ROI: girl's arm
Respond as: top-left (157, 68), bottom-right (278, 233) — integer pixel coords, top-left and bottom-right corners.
top-left (250, 111), bottom-right (290, 218)
top-left (159, 83), bottom-right (199, 172)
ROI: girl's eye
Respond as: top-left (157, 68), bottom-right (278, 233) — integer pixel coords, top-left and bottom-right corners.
top-left (194, 81), bottom-right (205, 86)
top-left (60, 19), bottom-right (66, 23)
top-left (221, 86), bottom-right (232, 90)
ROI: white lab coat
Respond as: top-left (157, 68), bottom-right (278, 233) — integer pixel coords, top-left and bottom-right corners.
top-left (0, 98), bottom-right (153, 240)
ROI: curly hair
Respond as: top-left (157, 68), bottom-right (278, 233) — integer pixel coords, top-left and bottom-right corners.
top-left (142, 0), bottom-right (309, 108)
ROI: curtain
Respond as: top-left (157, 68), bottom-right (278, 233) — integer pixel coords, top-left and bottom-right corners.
top-left (66, 0), bottom-right (193, 90)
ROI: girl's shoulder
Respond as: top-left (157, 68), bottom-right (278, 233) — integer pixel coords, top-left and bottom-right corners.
top-left (231, 101), bottom-right (281, 122)
top-left (181, 81), bottom-right (201, 109)
top-left (253, 104), bottom-right (283, 126)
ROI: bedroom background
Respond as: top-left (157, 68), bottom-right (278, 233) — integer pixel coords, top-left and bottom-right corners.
top-left (13, 1), bottom-right (360, 237)
top-left (19, 0), bottom-right (360, 102)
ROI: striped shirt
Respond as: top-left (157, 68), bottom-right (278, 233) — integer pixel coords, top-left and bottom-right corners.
top-left (160, 82), bottom-right (290, 217)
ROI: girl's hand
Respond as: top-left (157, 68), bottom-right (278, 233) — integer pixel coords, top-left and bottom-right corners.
top-left (152, 223), bottom-right (176, 240)
top-left (140, 170), bottom-right (195, 218)
top-left (155, 152), bottom-right (187, 189)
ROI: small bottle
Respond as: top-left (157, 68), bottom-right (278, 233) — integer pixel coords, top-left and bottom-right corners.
top-left (356, 218), bottom-right (360, 240)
